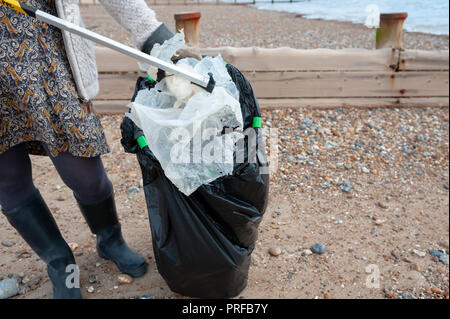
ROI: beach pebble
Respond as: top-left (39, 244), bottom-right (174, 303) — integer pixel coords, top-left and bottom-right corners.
top-left (57, 195), bottom-right (67, 201)
top-left (19, 285), bottom-right (31, 295)
top-left (439, 255), bottom-right (449, 265)
top-left (310, 243), bottom-right (326, 255)
top-left (87, 286), bottom-right (95, 293)
top-left (321, 182), bottom-right (331, 189)
top-left (412, 249), bottom-right (426, 257)
top-left (68, 242), bottom-right (79, 252)
top-left (127, 186), bottom-right (141, 194)
top-left (88, 274), bottom-right (98, 284)
top-left (429, 250), bottom-right (445, 258)
top-left (377, 202), bottom-right (388, 209)
top-left (118, 274), bottom-right (133, 285)
top-left (1, 241), bottom-right (15, 247)
top-left (268, 247), bottom-right (282, 257)
top-left (339, 182), bottom-right (352, 193)
top-left (302, 249), bottom-right (313, 256)
top-left (0, 278), bottom-right (19, 299)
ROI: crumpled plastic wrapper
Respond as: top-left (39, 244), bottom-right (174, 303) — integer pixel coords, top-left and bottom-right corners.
top-left (127, 33), bottom-right (243, 196)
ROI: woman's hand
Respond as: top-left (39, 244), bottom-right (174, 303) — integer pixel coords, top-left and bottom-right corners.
top-left (142, 24), bottom-right (202, 62)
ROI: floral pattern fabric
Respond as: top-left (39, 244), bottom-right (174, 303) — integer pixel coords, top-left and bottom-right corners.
top-left (0, 0), bottom-right (109, 157)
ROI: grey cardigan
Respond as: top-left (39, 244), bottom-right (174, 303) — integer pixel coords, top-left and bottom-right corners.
top-left (55, 0), bottom-right (162, 100)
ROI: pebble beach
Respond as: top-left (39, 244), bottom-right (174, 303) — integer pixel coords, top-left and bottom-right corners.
top-left (81, 3), bottom-right (449, 50)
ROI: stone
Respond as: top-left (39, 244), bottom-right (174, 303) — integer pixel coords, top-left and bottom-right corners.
top-left (68, 242), bottom-right (79, 252)
top-left (310, 243), bottom-right (326, 255)
top-left (1, 241), bottom-right (15, 247)
top-left (439, 255), bottom-right (449, 265)
top-left (377, 202), bottom-right (388, 209)
top-left (412, 249), bottom-right (426, 257)
top-left (127, 186), bottom-right (141, 194)
top-left (268, 247), bottom-right (282, 257)
top-left (19, 285), bottom-right (30, 295)
top-left (57, 195), bottom-right (67, 201)
top-left (118, 274), bottom-right (133, 285)
top-left (87, 286), bottom-right (95, 293)
top-left (361, 167), bottom-right (370, 174)
top-left (302, 249), bottom-right (313, 256)
top-left (321, 182), bottom-right (331, 189)
top-left (88, 274), bottom-right (98, 284)
top-left (340, 182), bottom-right (352, 193)
top-left (429, 249), bottom-right (445, 258)
top-left (0, 278), bottom-right (19, 299)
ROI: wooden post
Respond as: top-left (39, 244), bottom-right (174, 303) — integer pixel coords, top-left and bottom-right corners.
top-left (376, 13), bottom-right (408, 49)
top-left (174, 12), bottom-right (201, 47)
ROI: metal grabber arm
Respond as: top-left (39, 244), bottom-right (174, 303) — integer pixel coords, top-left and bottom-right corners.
top-left (0, 0), bottom-right (215, 92)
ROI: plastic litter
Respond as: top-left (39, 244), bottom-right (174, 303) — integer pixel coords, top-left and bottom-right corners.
top-left (138, 30), bottom-right (186, 81)
top-left (127, 33), bottom-right (242, 196)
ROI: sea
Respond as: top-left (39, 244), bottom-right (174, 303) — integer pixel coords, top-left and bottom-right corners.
top-left (222, 0), bottom-right (449, 35)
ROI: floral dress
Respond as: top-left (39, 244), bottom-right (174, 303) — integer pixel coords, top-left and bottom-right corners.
top-left (0, 0), bottom-right (109, 157)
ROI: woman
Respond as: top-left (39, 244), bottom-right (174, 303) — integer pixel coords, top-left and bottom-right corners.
top-left (0, 0), bottom-right (198, 299)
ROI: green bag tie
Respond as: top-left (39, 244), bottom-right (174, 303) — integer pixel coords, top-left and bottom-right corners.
top-left (137, 136), bottom-right (148, 149)
top-left (146, 75), bottom-right (155, 83)
top-left (252, 117), bottom-right (262, 128)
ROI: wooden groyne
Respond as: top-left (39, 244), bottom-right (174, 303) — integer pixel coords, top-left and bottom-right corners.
top-left (93, 46), bottom-right (449, 113)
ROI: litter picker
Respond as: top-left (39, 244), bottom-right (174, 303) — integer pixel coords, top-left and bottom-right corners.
top-left (0, 0), bottom-right (215, 92)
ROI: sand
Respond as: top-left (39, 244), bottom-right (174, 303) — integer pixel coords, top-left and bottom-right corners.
top-left (1, 106), bottom-right (448, 299)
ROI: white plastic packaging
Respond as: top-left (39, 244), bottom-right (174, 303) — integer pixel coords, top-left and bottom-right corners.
top-left (127, 33), bottom-right (243, 196)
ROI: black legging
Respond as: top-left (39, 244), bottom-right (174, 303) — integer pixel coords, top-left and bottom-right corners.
top-left (0, 143), bottom-right (113, 212)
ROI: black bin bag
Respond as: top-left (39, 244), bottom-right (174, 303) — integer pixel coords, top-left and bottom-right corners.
top-left (120, 64), bottom-right (269, 298)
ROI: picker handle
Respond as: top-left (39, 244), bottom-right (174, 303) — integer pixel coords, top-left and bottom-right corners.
top-left (0, 0), bottom-right (215, 92)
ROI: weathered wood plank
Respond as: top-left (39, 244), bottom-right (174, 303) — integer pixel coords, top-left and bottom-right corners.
top-left (257, 97), bottom-right (449, 109)
top-left (95, 46), bottom-right (398, 72)
top-left (244, 71), bottom-right (449, 98)
top-left (399, 50), bottom-right (450, 71)
top-left (201, 47), bottom-right (398, 71)
top-left (97, 74), bottom-right (138, 100)
top-left (95, 47), bottom-right (142, 73)
top-left (96, 70), bottom-right (449, 100)
top-left (95, 46), bottom-right (449, 74)
top-left (93, 97), bottom-right (449, 114)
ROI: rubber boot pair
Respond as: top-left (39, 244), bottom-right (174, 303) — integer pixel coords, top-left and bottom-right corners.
top-left (3, 191), bottom-right (147, 299)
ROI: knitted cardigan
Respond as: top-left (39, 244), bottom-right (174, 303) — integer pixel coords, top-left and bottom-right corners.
top-left (54, 0), bottom-right (162, 100)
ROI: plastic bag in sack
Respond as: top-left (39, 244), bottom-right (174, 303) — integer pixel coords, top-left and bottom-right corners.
top-left (120, 63), bottom-right (269, 298)
top-left (127, 55), bottom-right (243, 196)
